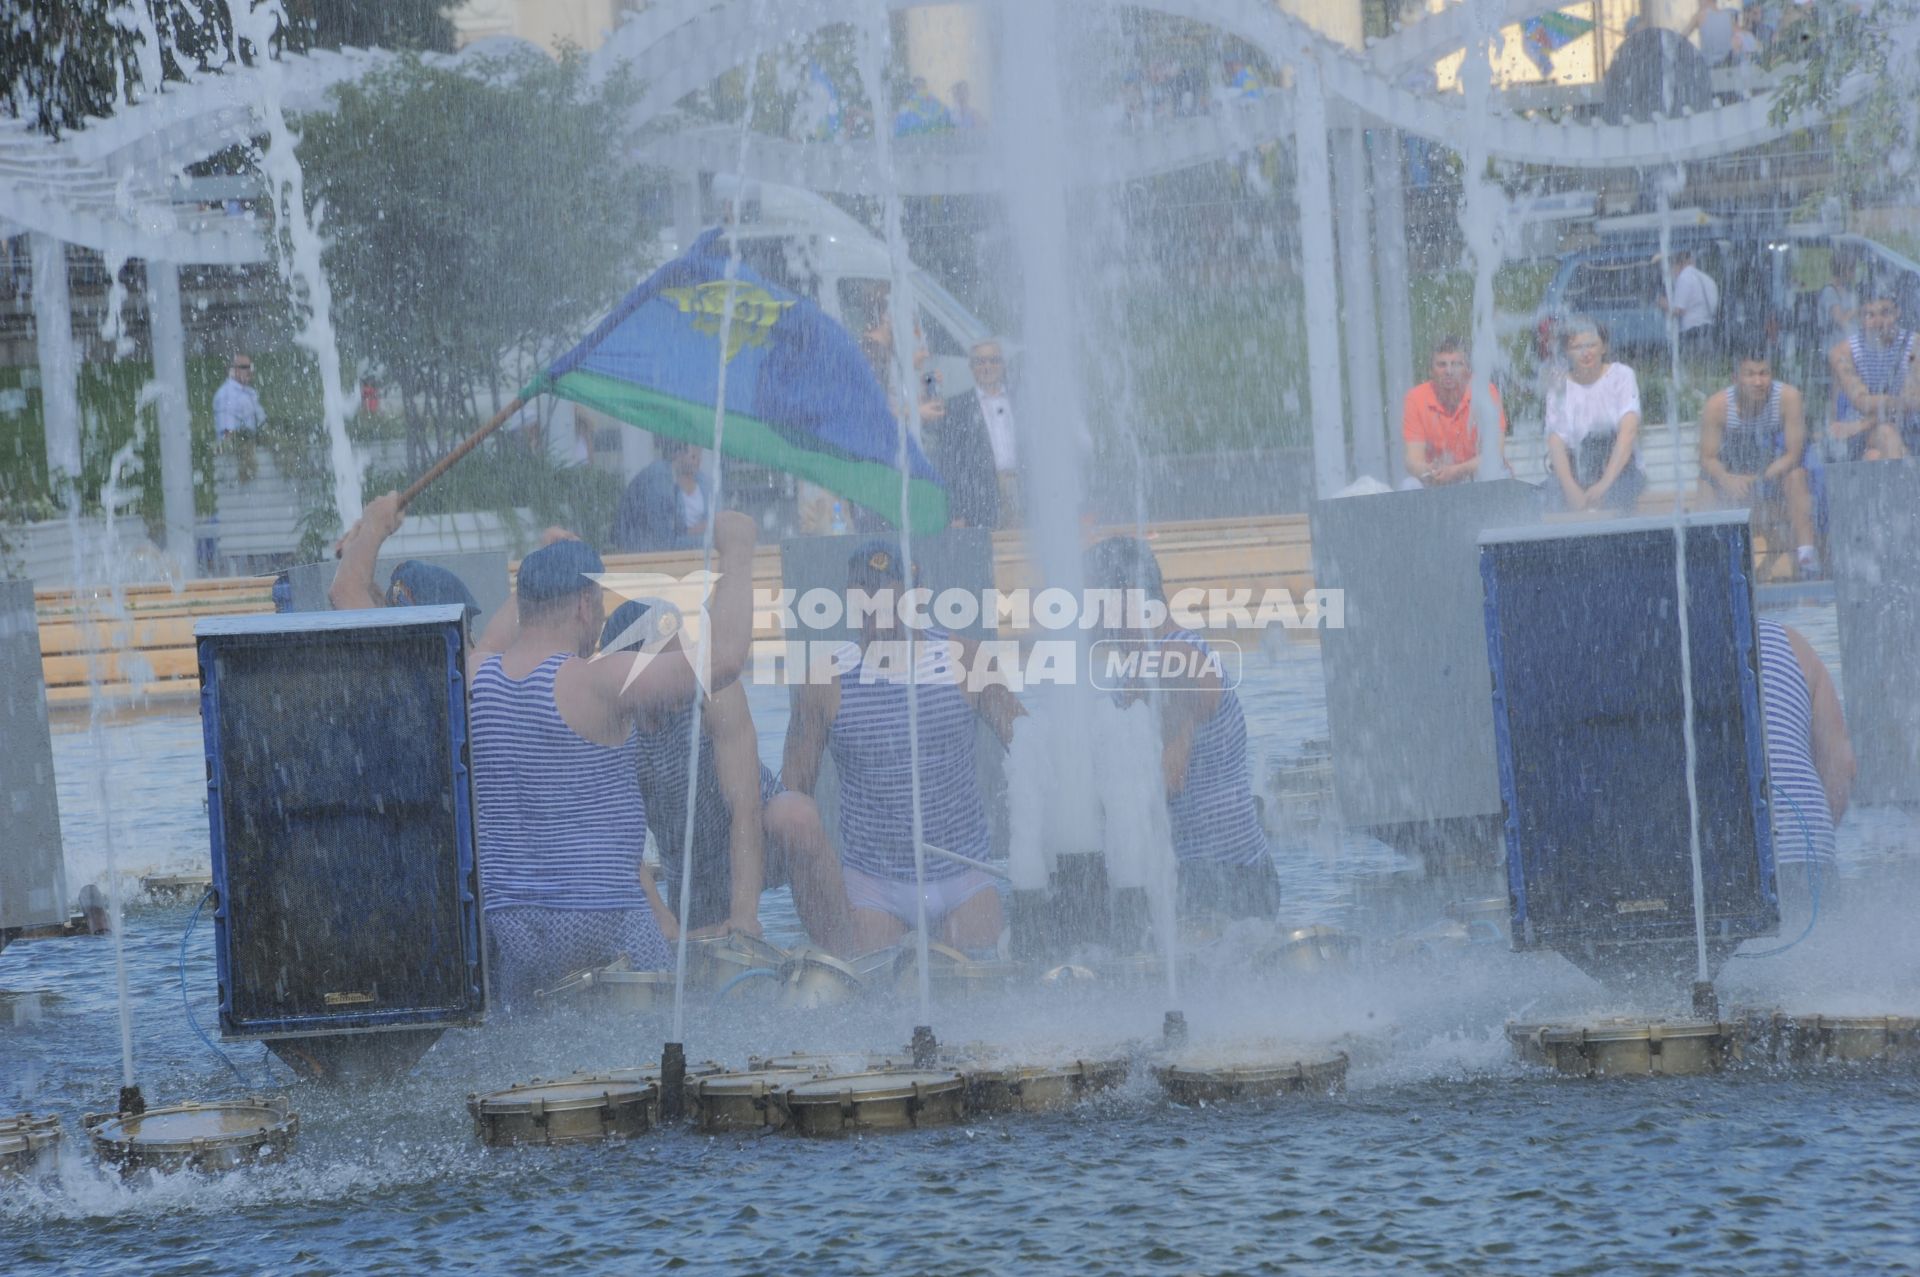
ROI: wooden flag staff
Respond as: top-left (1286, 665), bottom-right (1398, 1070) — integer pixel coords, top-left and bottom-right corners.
top-left (332, 395), bottom-right (526, 557)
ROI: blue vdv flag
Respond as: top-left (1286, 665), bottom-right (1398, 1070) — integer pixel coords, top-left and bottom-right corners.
top-left (523, 227), bottom-right (947, 533)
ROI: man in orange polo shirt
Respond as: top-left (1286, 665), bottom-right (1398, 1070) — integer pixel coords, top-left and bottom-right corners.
top-left (1401, 336), bottom-right (1508, 487)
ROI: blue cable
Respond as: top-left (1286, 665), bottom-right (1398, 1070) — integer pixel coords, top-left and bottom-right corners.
top-left (712, 967), bottom-right (780, 1003)
top-left (180, 888), bottom-right (254, 1088)
top-left (1734, 786), bottom-right (1822, 959)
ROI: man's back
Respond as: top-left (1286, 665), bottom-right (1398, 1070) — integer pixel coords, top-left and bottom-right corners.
top-left (469, 651), bottom-right (648, 912)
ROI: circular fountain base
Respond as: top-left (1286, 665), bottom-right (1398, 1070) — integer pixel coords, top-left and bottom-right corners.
top-left (84, 1095), bottom-right (297, 1174)
top-left (1507, 1019), bottom-right (1738, 1077)
top-left (781, 1070), bottom-right (968, 1135)
top-left (468, 1074), bottom-right (659, 1147)
top-left (0, 1113), bottom-right (62, 1178)
top-left (1734, 1013), bottom-right (1920, 1066)
top-left (1154, 1053), bottom-right (1349, 1104)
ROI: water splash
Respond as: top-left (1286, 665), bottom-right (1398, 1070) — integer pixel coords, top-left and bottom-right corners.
top-left (231, 2), bottom-right (363, 532)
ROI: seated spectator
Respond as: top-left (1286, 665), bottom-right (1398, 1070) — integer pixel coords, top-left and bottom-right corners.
top-left (780, 542), bottom-right (1022, 953)
top-left (1756, 618), bottom-right (1853, 930)
top-left (1085, 535), bottom-right (1278, 925)
top-left (1829, 279), bottom-right (1919, 461)
top-left (1698, 349), bottom-right (1819, 577)
top-left (613, 438), bottom-right (712, 552)
top-left (1400, 336), bottom-right (1508, 488)
top-left (1544, 318), bottom-right (1645, 512)
top-left (599, 600), bottom-right (854, 954)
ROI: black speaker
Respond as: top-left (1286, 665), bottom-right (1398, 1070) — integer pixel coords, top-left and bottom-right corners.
top-left (197, 606), bottom-right (484, 1041)
top-left (1480, 511), bottom-right (1778, 975)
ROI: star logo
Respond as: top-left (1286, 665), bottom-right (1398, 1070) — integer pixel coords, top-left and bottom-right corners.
top-left (589, 569), bottom-right (720, 695)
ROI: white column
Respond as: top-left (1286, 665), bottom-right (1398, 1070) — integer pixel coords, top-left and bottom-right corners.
top-left (146, 260), bottom-right (196, 577)
top-left (1333, 123), bottom-right (1386, 483)
top-left (1292, 61), bottom-right (1347, 499)
top-left (1370, 127), bottom-right (1417, 487)
top-left (29, 233), bottom-right (81, 486)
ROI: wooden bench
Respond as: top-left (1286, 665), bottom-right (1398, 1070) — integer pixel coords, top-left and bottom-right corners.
top-left (36, 514), bottom-right (1323, 704)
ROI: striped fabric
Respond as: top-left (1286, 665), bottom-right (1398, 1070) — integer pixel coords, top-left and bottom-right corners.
top-left (1756, 619), bottom-right (1836, 870)
top-left (1718, 381), bottom-right (1783, 475)
top-left (470, 653), bottom-right (649, 912)
top-left (829, 631), bottom-right (988, 881)
top-left (1836, 329), bottom-right (1916, 430)
top-left (633, 702), bottom-right (784, 928)
top-left (635, 702), bottom-right (730, 877)
top-left (1158, 629), bottom-right (1269, 867)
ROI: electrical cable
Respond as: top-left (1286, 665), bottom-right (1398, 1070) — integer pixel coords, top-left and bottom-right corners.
top-left (1733, 786), bottom-right (1823, 959)
top-left (180, 887), bottom-right (253, 1088)
top-left (712, 967), bottom-right (780, 1003)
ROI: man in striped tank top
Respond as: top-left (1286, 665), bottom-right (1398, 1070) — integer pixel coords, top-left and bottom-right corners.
top-left (600, 601), bottom-right (855, 954)
top-left (1755, 619), bottom-right (1854, 930)
top-left (1698, 350), bottom-right (1819, 577)
top-left (1828, 283), bottom-right (1920, 461)
top-left (467, 517), bottom-right (758, 1005)
top-left (782, 541), bottom-right (1024, 953)
top-left (1086, 537), bottom-right (1279, 924)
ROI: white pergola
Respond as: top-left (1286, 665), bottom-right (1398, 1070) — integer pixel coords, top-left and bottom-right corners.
top-left (0, 0), bottom-right (1862, 569)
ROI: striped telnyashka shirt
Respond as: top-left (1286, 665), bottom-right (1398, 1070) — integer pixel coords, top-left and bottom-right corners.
top-left (1756, 619), bottom-right (1836, 870)
top-left (1836, 329), bottom-right (1916, 424)
top-left (828, 631), bottom-right (989, 881)
top-left (1158, 629), bottom-right (1269, 867)
top-left (470, 652), bottom-right (648, 911)
top-left (1718, 381), bottom-right (1784, 476)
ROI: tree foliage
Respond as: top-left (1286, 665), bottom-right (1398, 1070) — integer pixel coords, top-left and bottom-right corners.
top-left (292, 50), bottom-right (661, 462)
top-left (1, 0), bottom-right (452, 136)
top-left (1768, 1), bottom-right (1920, 209)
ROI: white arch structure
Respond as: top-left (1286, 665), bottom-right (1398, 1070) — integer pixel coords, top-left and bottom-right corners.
top-left (0, 0), bottom-right (1874, 555)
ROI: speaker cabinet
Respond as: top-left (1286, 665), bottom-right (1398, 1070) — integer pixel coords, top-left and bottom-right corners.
top-left (1480, 512), bottom-right (1777, 965)
top-left (196, 606), bottom-right (484, 1038)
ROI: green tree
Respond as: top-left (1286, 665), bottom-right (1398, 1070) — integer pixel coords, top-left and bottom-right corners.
top-left (292, 50), bottom-right (661, 467)
top-left (2, 1), bottom-right (452, 137)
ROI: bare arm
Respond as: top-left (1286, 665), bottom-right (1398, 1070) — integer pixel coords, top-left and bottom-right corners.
top-left (1788, 627), bottom-right (1855, 822)
top-left (328, 491), bottom-right (403, 610)
top-left (1152, 637), bottom-right (1223, 797)
top-left (1588, 412), bottom-right (1639, 500)
top-left (586, 511), bottom-right (759, 715)
top-left (1829, 338), bottom-right (1875, 412)
top-left (952, 633), bottom-right (1026, 747)
top-left (1403, 438), bottom-right (1433, 482)
top-left (781, 680), bottom-right (838, 798)
top-left (705, 680), bottom-right (767, 936)
top-left (1761, 386), bottom-right (1806, 481)
top-left (1546, 433), bottom-right (1584, 506)
top-left (1698, 394), bottom-right (1735, 489)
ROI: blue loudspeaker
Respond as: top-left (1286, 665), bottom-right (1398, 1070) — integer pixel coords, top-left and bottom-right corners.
top-left (196, 606), bottom-right (484, 1060)
top-left (1480, 511), bottom-right (1777, 980)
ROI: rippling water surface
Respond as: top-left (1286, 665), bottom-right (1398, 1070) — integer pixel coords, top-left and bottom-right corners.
top-left (5, 605), bottom-right (1918, 1275)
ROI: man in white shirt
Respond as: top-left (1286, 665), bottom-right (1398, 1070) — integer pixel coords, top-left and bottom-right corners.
top-left (213, 353), bottom-right (266, 438)
top-left (1657, 250), bottom-right (1719, 359)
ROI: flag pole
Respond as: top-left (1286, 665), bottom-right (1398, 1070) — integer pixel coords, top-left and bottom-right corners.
top-left (397, 395), bottom-right (528, 511)
top-left (330, 394), bottom-right (529, 558)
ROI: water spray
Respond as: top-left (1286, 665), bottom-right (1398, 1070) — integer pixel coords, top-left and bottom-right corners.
top-left (855, 3), bottom-right (936, 1031)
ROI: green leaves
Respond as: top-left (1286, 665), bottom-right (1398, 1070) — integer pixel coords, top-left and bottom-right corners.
top-left (292, 50), bottom-right (661, 459)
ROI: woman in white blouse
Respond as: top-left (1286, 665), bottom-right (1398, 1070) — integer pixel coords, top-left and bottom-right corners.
top-left (1544, 317), bottom-right (1645, 512)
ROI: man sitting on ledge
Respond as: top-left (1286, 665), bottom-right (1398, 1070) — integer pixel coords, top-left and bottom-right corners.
top-left (1399, 336), bottom-right (1507, 489)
